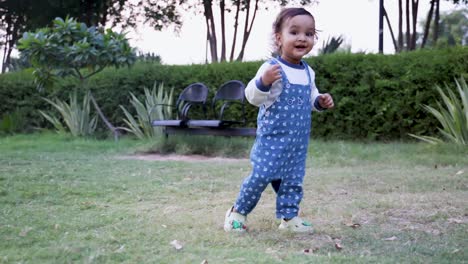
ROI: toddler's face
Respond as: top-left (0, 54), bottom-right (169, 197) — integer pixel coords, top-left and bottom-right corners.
top-left (276, 15), bottom-right (316, 64)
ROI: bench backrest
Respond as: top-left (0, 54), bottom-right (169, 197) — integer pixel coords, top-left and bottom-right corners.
top-left (176, 82), bottom-right (209, 119)
top-left (212, 80), bottom-right (246, 123)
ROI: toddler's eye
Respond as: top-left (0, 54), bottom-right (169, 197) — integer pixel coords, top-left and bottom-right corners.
top-left (306, 32), bottom-right (314, 37)
top-left (290, 31), bottom-right (298, 35)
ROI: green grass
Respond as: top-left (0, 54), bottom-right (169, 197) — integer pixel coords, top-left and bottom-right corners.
top-left (0, 133), bottom-right (467, 263)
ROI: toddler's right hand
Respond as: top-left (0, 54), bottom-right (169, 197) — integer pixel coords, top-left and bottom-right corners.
top-left (261, 64), bottom-right (281, 86)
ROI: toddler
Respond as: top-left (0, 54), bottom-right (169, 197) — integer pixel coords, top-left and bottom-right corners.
top-left (224, 7), bottom-right (334, 233)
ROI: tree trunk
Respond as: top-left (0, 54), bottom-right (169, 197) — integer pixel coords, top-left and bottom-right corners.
top-left (2, 14), bottom-right (12, 73)
top-left (219, 0), bottom-right (226, 62)
top-left (2, 27), bottom-right (10, 73)
top-left (398, 0), bottom-right (403, 52)
top-left (203, 0), bottom-right (218, 62)
top-left (433, 0), bottom-right (440, 44)
top-left (1, 14), bottom-right (20, 73)
top-left (383, 8), bottom-right (399, 52)
top-left (421, 0), bottom-right (435, 48)
top-left (236, 0), bottom-right (259, 61)
top-left (229, 0), bottom-right (241, 61)
top-left (410, 0), bottom-right (419, 50)
top-left (88, 91), bottom-right (120, 141)
top-left (405, 0), bottom-right (411, 50)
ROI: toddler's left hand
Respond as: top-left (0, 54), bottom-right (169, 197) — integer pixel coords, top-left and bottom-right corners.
top-left (319, 93), bottom-right (334, 109)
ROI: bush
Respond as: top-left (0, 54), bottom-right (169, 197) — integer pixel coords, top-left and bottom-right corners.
top-left (409, 76), bottom-right (468, 145)
top-left (1, 47), bottom-right (467, 140)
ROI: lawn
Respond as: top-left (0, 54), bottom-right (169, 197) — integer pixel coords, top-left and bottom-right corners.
top-left (0, 133), bottom-right (467, 263)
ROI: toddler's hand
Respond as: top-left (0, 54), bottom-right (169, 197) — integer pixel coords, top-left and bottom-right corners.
top-left (261, 64), bottom-right (281, 86)
top-left (318, 93), bottom-right (334, 109)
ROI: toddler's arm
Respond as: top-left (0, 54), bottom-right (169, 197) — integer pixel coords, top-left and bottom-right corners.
top-left (308, 66), bottom-right (334, 111)
top-left (245, 63), bottom-right (281, 107)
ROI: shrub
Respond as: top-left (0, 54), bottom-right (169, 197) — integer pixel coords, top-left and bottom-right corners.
top-left (409, 76), bottom-right (468, 145)
top-left (39, 91), bottom-right (98, 137)
top-left (1, 47), bottom-right (467, 140)
top-left (119, 82), bottom-right (174, 139)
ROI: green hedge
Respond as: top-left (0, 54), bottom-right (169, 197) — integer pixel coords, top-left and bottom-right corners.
top-left (0, 47), bottom-right (467, 140)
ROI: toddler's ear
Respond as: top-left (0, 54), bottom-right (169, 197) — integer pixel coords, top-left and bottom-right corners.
top-left (275, 33), bottom-right (281, 46)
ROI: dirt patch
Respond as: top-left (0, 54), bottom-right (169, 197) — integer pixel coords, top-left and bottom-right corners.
top-left (118, 153), bottom-right (248, 162)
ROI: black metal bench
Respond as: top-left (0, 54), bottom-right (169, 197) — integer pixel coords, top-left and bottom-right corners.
top-left (152, 80), bottom-right (256, 137)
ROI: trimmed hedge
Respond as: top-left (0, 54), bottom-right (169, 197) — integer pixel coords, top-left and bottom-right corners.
top-left (0, 47), bottom-right (467, 140)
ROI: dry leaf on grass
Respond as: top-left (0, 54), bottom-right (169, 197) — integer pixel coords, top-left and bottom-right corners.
top-left (19, 227), bottom-right (33, 237)
top-left (265, 248), bottom-right (278, 254)
top-left (448, 218), bottom-right (463, 224)
top-left (303, 247), bottom-right (319, 254)
top-left (170, 240), bottom-right (183, 250)
top-left (114, 245), bottom-right (125, 253)
top-left (383, 236), bottom-right (398, 241)
top-left (334, 242), bottom-right (343, 250)
top-left (344, 222), bottom-right (361, 229)
top-left (333, 238), bottom-right (343, 250)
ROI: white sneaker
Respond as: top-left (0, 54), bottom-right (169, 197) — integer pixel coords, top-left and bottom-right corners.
top-left (278, 217), bottom-right (313, 233)
top-left (224, 207), bottom-right (247, 232)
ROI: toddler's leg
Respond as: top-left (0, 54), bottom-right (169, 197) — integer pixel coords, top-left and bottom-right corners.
top-left (234, 172), bottom-right (270, 215)
top-left (275, 177), bottom-right (303, 219)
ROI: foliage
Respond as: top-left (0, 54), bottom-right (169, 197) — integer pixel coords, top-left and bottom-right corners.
top-left (18, 16), bottom-right (136, 139)
top-left (18, 16), bottom-right (136, 91)
top-left (0, 0), bottom-right (132, 73)
top-left (409, 76), bottom-right (468, 145)
top-left (383, 0), bottom-right (468, 52)
top-left (319, 35), bottom-right (345, 54)
top-left (1, 47), bottom-right (468, 140)
top-left (434, 7), bottom-right (468, 48)
top-left (119, 82), bottom-right (174, 139)
top-left (6, 56), bottom-right (31, 72)
top-left (39, 91), bottom-right (98, 137)
top-left (0, 109), bottom-right (28, 135)
top-left (136, 51), bottom-right (163, 64)
top-left (142, 0), bottom-right (183, 31)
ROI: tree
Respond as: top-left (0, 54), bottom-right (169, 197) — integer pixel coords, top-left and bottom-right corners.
top-left (144, 0), bottom-right (318, 63)
top-left (419, 7), bottom-right (468, 47)
top-left (380, 0), bottom-right (467, 52)
top-left (208, 0), bottom-right (318, 62)
top-left (0, 0), bottom-right (134, 73)
top-left (18, 17), bottom-right (136, 139)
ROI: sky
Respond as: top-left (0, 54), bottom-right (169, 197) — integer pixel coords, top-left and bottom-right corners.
top-left (128, 0), bottom-right (460, 65)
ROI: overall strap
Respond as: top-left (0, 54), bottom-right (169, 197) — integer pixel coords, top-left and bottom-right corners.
top-left (301, 60), bottom-right (312, 86)
top-left (267, 57), bottom-right (288, 82)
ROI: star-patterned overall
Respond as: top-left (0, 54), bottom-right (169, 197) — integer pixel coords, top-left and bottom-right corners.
top-left (234, 58), bottom-right (313, 219)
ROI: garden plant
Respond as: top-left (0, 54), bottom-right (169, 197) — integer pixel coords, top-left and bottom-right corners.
top-left (18, 17), bottom-right (136, 139)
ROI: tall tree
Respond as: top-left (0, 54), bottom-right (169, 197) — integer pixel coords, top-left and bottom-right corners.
top-left (419, 7), bottom-right (468, 47)
top-left (1, 0), bottom-right (183, 73)
top-left (0, 0), bottom-right (132, 73)
top-left (144, 0), bottom-right (317, 63)
top-left (381, 0), bottom-right (467, 52)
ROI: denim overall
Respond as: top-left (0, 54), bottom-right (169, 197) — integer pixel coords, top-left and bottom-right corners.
top-left (235, 59), bottom-right (313, 219)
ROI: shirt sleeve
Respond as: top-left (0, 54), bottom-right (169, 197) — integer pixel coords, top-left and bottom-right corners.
top-left (245, 62), bottom-right (273, 107)
top-left (308, 65), bottom-right (324, 112)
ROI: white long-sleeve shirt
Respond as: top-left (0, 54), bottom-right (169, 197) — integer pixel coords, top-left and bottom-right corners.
top-left (245, 57), bottom-right (323, 111)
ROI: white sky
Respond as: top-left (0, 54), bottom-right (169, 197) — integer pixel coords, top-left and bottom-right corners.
top-left (129, 0), bottom-right (461, 65)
